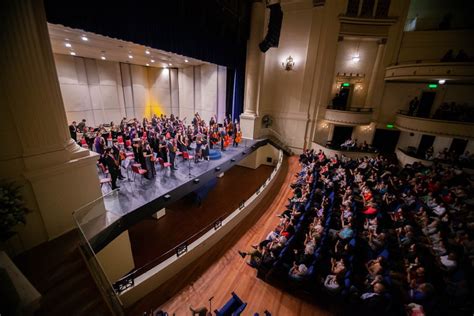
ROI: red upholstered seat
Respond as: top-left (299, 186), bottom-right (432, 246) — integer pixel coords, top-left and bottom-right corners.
top-left (182, 152), bottom-right (194, 160)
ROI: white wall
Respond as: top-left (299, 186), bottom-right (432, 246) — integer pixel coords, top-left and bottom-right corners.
top-left (397, 131), bottom-right (422, 149)
top-left (432, 136), bottom-right (452, 154)
top-left (54, 53), bottom-right (226, 125)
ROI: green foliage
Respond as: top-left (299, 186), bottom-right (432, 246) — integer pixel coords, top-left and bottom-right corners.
top-left (0, 182), bottom-right (28, 242)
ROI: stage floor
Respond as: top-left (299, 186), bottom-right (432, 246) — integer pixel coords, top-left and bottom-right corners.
top-left (80, 139), bottom-right (265, 251)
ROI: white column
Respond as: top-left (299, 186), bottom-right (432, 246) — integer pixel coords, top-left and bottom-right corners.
top-left (240, 1), bottom-right (266, 138)
top-left (365, 39), bottom-right (386, 108)
top-left (0, 0), bottom-right (102, 248)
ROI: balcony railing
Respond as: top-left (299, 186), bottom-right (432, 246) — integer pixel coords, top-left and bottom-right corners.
top-left (325, 106), bottom-right (373, 125)
top-left (327, 105), bottom-right (373, 112)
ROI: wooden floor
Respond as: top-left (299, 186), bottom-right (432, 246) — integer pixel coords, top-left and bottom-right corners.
top-left (129, 164), bottom-right (274, 271)
top-left (129, 156), bottom-right (335, 316)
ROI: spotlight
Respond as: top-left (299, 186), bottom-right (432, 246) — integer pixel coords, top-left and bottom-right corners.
top-left (128, 55), bottom-right (133, 59)
top-left (65, 42), bottom-right (71, 48)
top-left (184, 59), bottom-right (189, 63)
top-left (164, 194), bottom-right (171, 200)
top-left (70, 51), bottom-right (76, 56)
top-left (193, 178), bottom-right (200, 184)
top-left (168, 63), bottom-right (172, 66)
top-left (438, 79), bottom-right (446, 85)
top-left (215, 167), bottom-right (221, 172)
top-left (81, 36), bottom-right (88, 41)
top-left (150, 59), bottom-right (155, 63)
top-left (101, 56), bottom-right (106, 60)
top-left (146, 63), bottom-right (150, 66)
top-left (145, 49), bottom-right (150, 55)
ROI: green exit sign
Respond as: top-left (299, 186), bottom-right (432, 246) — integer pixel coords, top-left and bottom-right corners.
top-left (386, 124), bottom-right (394, 129)
top-left (342, 82), bottom-right (350, 87)
top-left (428, 84), bottom-right (438, 89)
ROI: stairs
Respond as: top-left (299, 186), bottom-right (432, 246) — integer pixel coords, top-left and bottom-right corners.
top-left (264, 135), bottom-right (294, 156)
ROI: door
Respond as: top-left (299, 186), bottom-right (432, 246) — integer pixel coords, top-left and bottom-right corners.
top-left (449, 138), bottom-right (468, 156)
top-left (372, 129), bottom-right (400, 153)
top-left (338, 87), bottom-right (351, 110)
top-left (417, 91), bottom-right (436, 118)
top-left (417, 134), bottom-right (435, 156)
top-left (332, 126), bottom-right (354, 147)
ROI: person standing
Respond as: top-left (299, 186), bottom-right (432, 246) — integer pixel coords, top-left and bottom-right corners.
top-left (77, 119), bottom-right (87, 132)
top-left (167, 138), bottom-right (178, 170)
top-left (69, 121), bottom-right (77, 142)
top-left (103, 147), bottom-right (120, 190)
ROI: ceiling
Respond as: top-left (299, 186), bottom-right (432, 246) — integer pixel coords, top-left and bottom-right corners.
top-left (48, 23), bottom-right (206, 68)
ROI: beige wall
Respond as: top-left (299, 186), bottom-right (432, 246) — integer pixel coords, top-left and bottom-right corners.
top-left (54, 54), bottom-right (226, 125)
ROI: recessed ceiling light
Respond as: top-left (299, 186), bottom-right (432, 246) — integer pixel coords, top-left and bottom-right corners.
top-left (70, 51), bottom-right (76, 56)
top-left (65, 42), bottom-right (72, 48)
top-left (128, 55), bottom-right (133, 59)
top-left (184, 59), bottom-right (189, 63)
top-left (146, 63), bottom-right (150, 66)
top-left (352, 56), bottom-right (360, 63)
top-left (150, 59), bottom-right (155, 63)
top-left (101, 56), bottom-right (106, 60)
top-left (81, 36), bottom-right (88, 41)
top-left (145, 50), bottom-right (150, 55)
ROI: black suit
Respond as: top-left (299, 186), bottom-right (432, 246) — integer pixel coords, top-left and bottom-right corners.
top-left (69, 125), bottom-right (77, 141)
top-left (167, 141), bottom-right (176, 169)
top-left (104, 154), bottom-right (119, 189)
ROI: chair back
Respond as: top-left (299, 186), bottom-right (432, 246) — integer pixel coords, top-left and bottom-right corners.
top-left (131, 164), bottom-right (139, 173)
top-left (125, 139), bottom-right (132, 147)
top-left (158, 157), bottom-right (165, 166)
top-left (183, 152), bottom-right (189, 159)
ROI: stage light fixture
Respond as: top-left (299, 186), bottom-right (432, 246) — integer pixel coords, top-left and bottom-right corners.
top-left (81, 36), bottom-right (88, 41)
top-left (193, 178), bottom-right (200, 184)
top-left (184, 59), bottom-right (189, 63)
top-left (101, 56), bottom-right (106, 60)
top-left (145, 50), bottom-right (150, 55)
top-left (65, 42), bottom-right (71, 48)
top-left (70, 51), bottom-right (76, 56)
top-left (128, 55), bottom-right (133, 59)
top-left (168, 63), bottom-right (172, 66)
top-left (146, 63), bottom-right (150, 66)
top-left (150, 59), bottom-right (155, 63)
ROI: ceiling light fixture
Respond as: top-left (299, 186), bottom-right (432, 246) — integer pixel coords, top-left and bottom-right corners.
top-left (101, 56), bottom-right (106, 60)
top-left (184, 59), bottom-right (189, 63)
top-left (438, 79), bottom-right (446, 85)
top-left (70, 51), bottom-right (76, 56)
top-left (81, 36), bottom-right (88, 41)
top-left (146, 63), bottom-right (150, 66)
top-left (282, 55), bottom-right (295, 71)
top-left (150, 59), bottom-right (155, 63)
top-left (65, 42), bottom-right (72, 48)
top-left (145, 50), bottom-right (150, 55)
top-left (168, 63), bottom-right (172, 66)
top-left (352, 55), bottom-right (360, 63)
top-left (128, 55), bottom-right (133, 59)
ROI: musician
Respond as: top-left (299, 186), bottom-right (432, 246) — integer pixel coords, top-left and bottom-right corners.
top-left (167, 138), bottom-right (178, 170)
top-left (103, 147), bottom-right (120, 190)
top-left (69, 121), bottom-right (77, 141)
top-left (77, 119), bottom-right (87, 132)
top-left (233, 123), bottom-right (242, 147)
top-left (143, 141), bottom-right (155, 179)
top-left (202, 137), bottom-right (210, 161)
top-left (220, 127), bottom-right (227, 151)
top-left (158, 135), bottom-right (168, 162)
top-left (195, 134), bottom-right (203, 163)
top-left (112, 139), bottom-right (125, 180)
top-left (94, 132), bottom-right (106, 154)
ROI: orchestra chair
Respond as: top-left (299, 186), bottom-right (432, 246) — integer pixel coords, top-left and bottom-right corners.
top-left (100, 177), bottom-right (112, 192)
top-left (175, 151), bottom-right (182, 166)
top-left (131, 163), bottom-right (147, 184)
top-left (80, 138), bottom-right (89, 149)
top-left (157, 157), bottom-right (172, 171)
top-left (97, 162), bottom-right (108, 176)
top-left (125, 139), bottom-right (132, 151)
top-left (182, 151), bottom-right (194, 161)
top-left (117, 136), bottom-right (124, 149)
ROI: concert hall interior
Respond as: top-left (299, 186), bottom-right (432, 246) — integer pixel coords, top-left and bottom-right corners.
top-left (2, 0), bottom-right (474, 315)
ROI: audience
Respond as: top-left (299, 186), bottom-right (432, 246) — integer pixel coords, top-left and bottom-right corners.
top-left (238, 148), bottom-right (473, 315)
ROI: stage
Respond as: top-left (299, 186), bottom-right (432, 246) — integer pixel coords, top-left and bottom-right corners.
top-left (77, 138), bottom-right (274, 252)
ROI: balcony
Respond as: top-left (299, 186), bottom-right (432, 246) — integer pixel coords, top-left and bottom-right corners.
top-left (385, 62), bottom-right (474, 81)
top-left (325, 106), bottom-right (373, 126)
top-left (395, 112), bottom-right (474, 139)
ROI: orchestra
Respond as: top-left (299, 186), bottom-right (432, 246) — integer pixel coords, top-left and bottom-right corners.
top-left (82, 112), bottom-right (242, 186)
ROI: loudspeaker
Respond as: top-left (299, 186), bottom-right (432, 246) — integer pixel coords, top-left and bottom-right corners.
top-left (259, 3), bottom-right (283, 53)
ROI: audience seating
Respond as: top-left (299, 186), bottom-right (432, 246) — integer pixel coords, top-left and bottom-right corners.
top-left (214, 292), bottom-right (247, 316)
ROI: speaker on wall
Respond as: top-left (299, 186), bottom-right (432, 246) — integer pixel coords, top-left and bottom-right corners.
top-left (259, 3), bottom-right (283, 53)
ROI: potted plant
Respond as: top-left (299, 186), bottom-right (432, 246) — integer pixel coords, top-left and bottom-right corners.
top-left (0, 181), bottom-right (28, 244)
